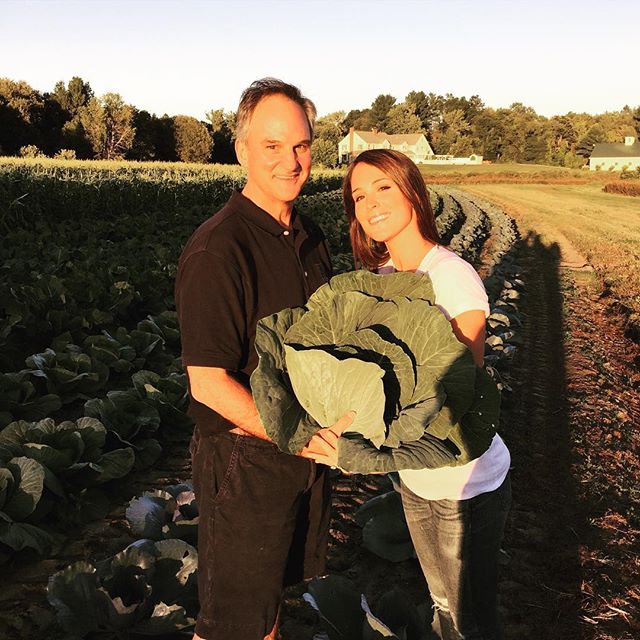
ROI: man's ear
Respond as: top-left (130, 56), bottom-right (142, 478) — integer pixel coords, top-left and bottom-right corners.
top-left (235, 138), bottom-right (248, 168)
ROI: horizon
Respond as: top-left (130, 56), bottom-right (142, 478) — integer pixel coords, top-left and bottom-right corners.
top-left (2, 0), bottom-right (639, 120)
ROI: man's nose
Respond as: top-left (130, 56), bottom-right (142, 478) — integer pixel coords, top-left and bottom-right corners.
top-left (282, 148), bottom-right (300, 170)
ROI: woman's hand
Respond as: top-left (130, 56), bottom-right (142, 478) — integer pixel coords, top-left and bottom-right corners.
top-left (299, 410), bottom-right (356, 467)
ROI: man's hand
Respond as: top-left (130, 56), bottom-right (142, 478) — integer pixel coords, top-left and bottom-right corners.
top-left (298, 410), bottom-right (356, 467)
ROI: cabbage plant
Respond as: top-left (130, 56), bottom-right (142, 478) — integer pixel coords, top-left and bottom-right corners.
top-left (47, 538), bottom-right (198, 637)
top-left (251, 270), bottom-right (499, 473)
top-left (0, 456), bottom-right (53, 554)
top-left (126, 483), bottom-right (198, 543)
top-left (304, 574), bottom-right (428, 640)
top-left (0, 417), bottom-right (134, 487)
top-left (0, 371), bottom-right (62, 428)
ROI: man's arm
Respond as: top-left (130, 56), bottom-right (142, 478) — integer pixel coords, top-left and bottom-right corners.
top-left (187, 366), bottom-right (356, 445)
top-left (187, 365), bottom-right (270, 440)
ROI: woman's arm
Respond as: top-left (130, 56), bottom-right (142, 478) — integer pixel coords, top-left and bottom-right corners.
top-left (450, 309), bottom-right (486, 366)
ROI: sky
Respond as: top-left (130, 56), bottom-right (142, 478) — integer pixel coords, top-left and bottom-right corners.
top-left (2, 0), bottom-right (639, 120)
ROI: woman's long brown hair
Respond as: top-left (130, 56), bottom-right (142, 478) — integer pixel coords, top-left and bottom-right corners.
top-left (343, 149), bottom-right (440, 270)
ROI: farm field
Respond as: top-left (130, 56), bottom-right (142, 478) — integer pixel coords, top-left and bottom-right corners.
top-left (462, 183), bottom-right (640, 321)
top-left (418, 162), bottom-right (627, 185)
top-left (0, 159), bottom-right (638, 640)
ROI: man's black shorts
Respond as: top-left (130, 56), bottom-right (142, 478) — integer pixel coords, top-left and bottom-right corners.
top-left (190, 429), bottom-right (331, 640)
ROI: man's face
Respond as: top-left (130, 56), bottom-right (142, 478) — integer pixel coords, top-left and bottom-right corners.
top-left (236, 94), bottom-right (312, 212)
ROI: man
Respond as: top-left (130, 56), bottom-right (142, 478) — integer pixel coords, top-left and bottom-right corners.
top-left (175, 78), bottom-right (353, 640)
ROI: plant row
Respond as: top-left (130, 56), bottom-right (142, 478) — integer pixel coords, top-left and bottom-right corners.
top-left (0, 159), bottom-right (344, 223)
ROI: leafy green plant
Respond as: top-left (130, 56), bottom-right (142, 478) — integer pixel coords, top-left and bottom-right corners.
top-left (251, 270), bottom-right (500, 473)
top-left (355, 489), bottom-right (414, 563)
top-left (0, 418), bottom-right (134, 488)
top-left (304, 574), bottom-right (429, 640)
top-left (0, 371), bottom-right (62, 428)
top-left (25, 344), bottom-right (109, 405)
top-left (84, 391), bottom-right (162, 469)
top-left (0, 456), bottom-right (53, 554)
top-left (126, 484), bottom-right (198, 543)
top-left (131, 370), bottom-right (193, 440)
top-left (47, 538), bottom-right (198, 637)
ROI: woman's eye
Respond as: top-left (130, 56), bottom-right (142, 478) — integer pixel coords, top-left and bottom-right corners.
top-left (379, 185), bottom-right (390, 191)
top-left (354, 195), bottom-right (364, 203)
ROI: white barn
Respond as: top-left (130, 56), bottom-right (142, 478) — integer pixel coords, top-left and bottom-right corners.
top-left (589, 136), bottom-right (640, 171)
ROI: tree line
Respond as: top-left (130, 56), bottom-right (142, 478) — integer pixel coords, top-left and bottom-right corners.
top-left (1, 77), bottom-right (639, 168)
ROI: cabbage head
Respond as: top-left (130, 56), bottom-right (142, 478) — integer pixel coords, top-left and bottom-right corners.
top-left (250, 270), bottom-right (499, 473)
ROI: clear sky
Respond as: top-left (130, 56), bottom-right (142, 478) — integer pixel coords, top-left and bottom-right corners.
top-left (2, 0), bottom-right (638, 119)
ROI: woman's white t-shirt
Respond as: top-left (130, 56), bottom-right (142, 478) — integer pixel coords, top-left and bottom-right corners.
top-left (380, 244), bottom-right (511, 500)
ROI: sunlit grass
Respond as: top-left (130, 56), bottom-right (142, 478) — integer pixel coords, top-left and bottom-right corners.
top-left (462, 183), bottom-right (640, 314)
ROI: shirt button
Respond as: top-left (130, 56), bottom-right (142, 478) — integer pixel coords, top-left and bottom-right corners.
top-left (304, 271), bottom-right (308, 277)
top-left (283, 230), bottom-right (290, 236)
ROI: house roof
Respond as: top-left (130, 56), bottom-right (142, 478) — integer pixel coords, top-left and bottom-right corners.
top-left (352, 130), bottom-right (425, 145)
top-left (590, 142), bottom-right (640, 159)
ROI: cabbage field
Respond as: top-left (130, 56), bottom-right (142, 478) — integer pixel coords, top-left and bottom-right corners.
top-left (1, 159), bottom-right (636, 640)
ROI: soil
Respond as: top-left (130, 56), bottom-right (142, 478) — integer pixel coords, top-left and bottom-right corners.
top-left (1, 225), bottom-right (638, 640)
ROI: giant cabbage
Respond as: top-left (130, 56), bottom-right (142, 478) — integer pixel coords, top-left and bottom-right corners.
top-left (250, 270), bottom-right (499, 473)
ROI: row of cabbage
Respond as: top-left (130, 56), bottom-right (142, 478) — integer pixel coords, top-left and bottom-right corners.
top-left (40, 189), bottom-right (523, 638)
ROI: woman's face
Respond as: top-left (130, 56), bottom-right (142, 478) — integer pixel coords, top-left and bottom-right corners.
top-left (350, 162), bottom-right (416, 245)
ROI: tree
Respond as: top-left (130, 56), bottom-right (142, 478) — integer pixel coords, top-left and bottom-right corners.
top-left (436, 109), bottom-right (472, 155)
top-left (385, 103), bottom-right (423, 134)
top-left (51, 76), bottom-right (93, 114)
top-left (405, 91), bottom-right (442, 132)
top-left (369, 94), bottom-right (396, 130)
top-left (545, 116), bottom-right (578, 165)
top-left (314, 111), bottom-right (347, 146)
top-left (173, 115), bottom-right (212, 163)
top-left (499, 103), bottom-right (541, 163)
top-left (79, 93), bottom-right (135, 159)
top-left (471, 109), bottom-right (504, 161)
top-left (311, 138), bottom-right (337, 167)
top-left (0, 78), bottom-right (44, 154)
top-left (344, 108), bottom-right (374, 131)
top-left (206, 109), bottom-right (236, 163)
top-left (634, 106), bottom-right (640, 138)
top-left (576, 124), bottom-right (606, 158)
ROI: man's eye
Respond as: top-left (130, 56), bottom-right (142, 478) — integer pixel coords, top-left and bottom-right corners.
top-left (266, 144), bottom-right (278, 150)
top-left (296, 144), bottom-right (310, 153)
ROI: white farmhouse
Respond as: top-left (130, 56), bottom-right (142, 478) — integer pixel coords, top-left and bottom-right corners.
top-left (589, 136), bottom-right (640, 171)
top-left (338, 128), bottom-right (434, 165)
top-left (337, 127), bottom-right (482, 165)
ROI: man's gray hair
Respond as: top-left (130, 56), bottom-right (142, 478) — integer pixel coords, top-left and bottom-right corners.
top-left (235, 78), bottom-right (317, 142)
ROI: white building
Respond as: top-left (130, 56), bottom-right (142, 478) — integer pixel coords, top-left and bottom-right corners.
top-left (589, 136), bottom-right (640, 171)
top-left (337, 128), bottom-right (482, 165)
top-left (338, 129), bottom-right (434, 164)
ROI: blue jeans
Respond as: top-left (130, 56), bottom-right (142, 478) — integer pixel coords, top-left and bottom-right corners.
top-left (401, 475), bottom-right (511, 640)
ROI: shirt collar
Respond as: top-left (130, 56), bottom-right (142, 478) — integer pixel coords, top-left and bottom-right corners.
top-left (230, 190), bottom-right (306, 238)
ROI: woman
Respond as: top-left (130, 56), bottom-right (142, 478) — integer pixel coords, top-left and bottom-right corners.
top-left (307, 149), bottom-right (511, 640)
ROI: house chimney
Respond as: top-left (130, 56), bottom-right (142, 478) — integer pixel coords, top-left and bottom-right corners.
top-left (625, 136), bottom-right (636, 146)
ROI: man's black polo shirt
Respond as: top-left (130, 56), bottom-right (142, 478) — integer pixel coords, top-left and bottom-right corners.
top-left (175, 190), bottom-right (332, 436)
